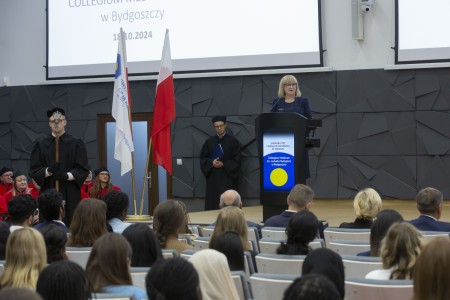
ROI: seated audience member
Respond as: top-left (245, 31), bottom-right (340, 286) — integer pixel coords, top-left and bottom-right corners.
top-left (2, 172), bottom-right (39, 204)
top-left (189, 249), bottom-right (240, 300)
top-left (366, 222), bottom-right (423, 280)
top-left (146, 257), bottom-right (201, 300)
top-left (7, 194), bottom-right (38, 232)
top-left (277, 210), bottom-right (320, 255)
top-left (88, 167), bottom-right (120, 200)
top-left (210, 206), bottom-right (251, 252)
top-left (153, 200), bottom-right (194, 254)
top-left (122, 223), bottom-right (163, 267)
top-left (302, 248), bottom-right (345, 300)
top-left (210, 231), bottom-right (245, 272)
top-left (37, 260), bottom-right (91, 300)
top-left (408, 187), bottom-right (450, 232)
top-left (86, 233), bottom-right (147, 300)
top-left (357, 209), bottom-right (404, 256)
top-left (0, 167), bottom-right (14, 196)
top-left (0, 227), bottom-right (47, 289)
top-left (413, 237), bottom-right (450, 300)
top-left (34, 189), bottom-right (68, 233)
top-left (67, 198), bottom-right (108, 247)
top-left (0, 288), bottom-right (43, 300)
top-left (339, 188), bottom-right (382, 229)
top-left (0, 221), bottom-right (10, 259)
top-left (177, 200), bottom-right (199, 243)
top-left (283, 274), bottom-right (341, 300)
top-left (39, 224), bottom-right (68, 264)
top-left (103, 190), bottom-right (131, 234)
top-left (218, 189), bottom-right (262, 237)
top-left (80, 170), bottom-right (93, 200)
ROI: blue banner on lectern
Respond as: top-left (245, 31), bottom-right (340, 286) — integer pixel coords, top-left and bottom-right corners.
top-left (263, 132), bottom-right (295, 191)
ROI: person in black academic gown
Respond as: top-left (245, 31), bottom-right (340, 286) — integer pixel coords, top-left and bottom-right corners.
top-left (200, 116), bottom-right (241, 211)
top-left (30, 107), bottom-right (89, 227)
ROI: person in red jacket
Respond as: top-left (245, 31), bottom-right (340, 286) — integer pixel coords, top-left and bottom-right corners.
top-left (80, 170), bottom-right (93, 200)
top-left (0, 168), bottom-right (13, 196)
top-left (88, 167), bottom-right (120, 200)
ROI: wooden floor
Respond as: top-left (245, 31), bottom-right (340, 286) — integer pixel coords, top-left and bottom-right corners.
top-left (189, 199), bottom-right (450, 227)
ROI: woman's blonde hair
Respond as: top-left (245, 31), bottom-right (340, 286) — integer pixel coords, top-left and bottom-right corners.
top-left (353, 188), bottom-right (382, 220)
top-left (380, 222), bottom-right (423, 279)
top-left (67, 198), bottom-right (108, 247)
top-left (0, 227), bottom-right (47, 288)
top-left (210, 206), bottom-right (250, 251)
top-left (278, 75), bottom-right (301, 98)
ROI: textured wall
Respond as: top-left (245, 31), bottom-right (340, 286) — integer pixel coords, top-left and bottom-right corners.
top-left (1, 68), bottom-right (450, 201)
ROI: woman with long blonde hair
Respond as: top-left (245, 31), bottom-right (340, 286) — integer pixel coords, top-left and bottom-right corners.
top-left (210, 206), bottom-right (250, 251)
top-left (0, 227), bottom-right (47, 288)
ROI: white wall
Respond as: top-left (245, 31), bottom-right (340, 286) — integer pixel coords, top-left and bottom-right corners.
top-left (0, 0), bottom-right (395, 87)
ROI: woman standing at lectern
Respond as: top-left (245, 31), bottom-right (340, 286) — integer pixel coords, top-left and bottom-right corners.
top-left (271, 75), bottom-right (313, 178)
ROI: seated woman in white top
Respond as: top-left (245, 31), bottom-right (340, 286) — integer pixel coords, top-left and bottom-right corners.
top-left (366, 222), bottom-right (423, 280)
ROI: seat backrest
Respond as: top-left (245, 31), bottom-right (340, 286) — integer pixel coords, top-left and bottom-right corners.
top-left (249, 273), bottom-right (297, 300)
top-left (0, 260), bottom-right (5, 277)
top-left (92, 292), bottom-right (135, 300)
top-left (324, 228), bottom-right (370, 248)
top-left (421, 231), bottom-right (450, 242)
top-left (162, 249), bottom-right (179, 259)
top-left (231, 271), bottom-right (253, 300)
top-left (255, 253), bottom-right (305, 275)
top-left (66, 247), bottom-right (92, 269)
top-left (130, 267), bottom-right (150, 290)
top-left (341, 255), bottom-right (382, 278)
top-left (345, 277), bottom-right (413, 300)
top-left (193, 237), bottom-right (210, 250)
top-left (261, 227), bottom-right (287, 240)
top-left (202, 226), bottom-right (214, 237)
top-left (328, 240), bottom-right (370, 256)
top-left (248, 227), bottom-right (260, 252)
top-left (309, 238), bottom-right (325, 249)
top-left (243, 251), bottom-right (255, 276)
top-left (258, 238), bottom-right (282, 254)
top-left (180, 249), bottom-right (197, 259)
top-left (188, 224), bottom-right (203, 237)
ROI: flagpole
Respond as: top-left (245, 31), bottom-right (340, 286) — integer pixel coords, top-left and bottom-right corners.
top-left (139, 137), bottom-right (153, 216)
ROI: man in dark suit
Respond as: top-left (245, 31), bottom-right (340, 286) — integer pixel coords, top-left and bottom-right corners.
top-left (34, 188), bottom-right (68, 233)
top-left (408, 187), bottom-right (450, 232)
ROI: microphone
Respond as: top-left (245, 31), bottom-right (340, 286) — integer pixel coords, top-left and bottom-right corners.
top-left (270, 97), bottom-right (282, 112)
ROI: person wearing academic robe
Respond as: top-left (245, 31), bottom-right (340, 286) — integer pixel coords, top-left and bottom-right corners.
top-left (30, 107), bottom-right (89, 227)
top-left (87, 167), bottom-right (121, 200)
top-left (0, 168), bottom-right (14, 196)
top-left (270, 75), bottom-right (313, 178)
top-left (80, 170), bottom-right (93, 200)
top-left (200, 116), bottom-right (241, 211)
top-left (0, 172), bottom-right (40, 217)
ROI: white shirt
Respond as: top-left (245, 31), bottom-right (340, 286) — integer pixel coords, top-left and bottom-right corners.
top-left (365, 268), bottom-right (393, 280)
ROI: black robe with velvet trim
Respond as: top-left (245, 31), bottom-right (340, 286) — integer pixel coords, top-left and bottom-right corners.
top-left (200, 134), bottom-right (241, 210)
top-left (30, 133), bottom-right (89, 226)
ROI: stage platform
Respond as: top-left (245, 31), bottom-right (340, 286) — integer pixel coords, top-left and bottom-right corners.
top-left (188, 199), bottom-right (450, 227)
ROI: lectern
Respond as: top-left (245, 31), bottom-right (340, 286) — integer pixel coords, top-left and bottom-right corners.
top-left (255, 113), bottom-right (321, 221)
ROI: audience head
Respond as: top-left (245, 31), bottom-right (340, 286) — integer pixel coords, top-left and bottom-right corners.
top-left (278, 75), bottom-right (301, 98)
top-left (353, 188), bottom-right (382, 220)
top-left (283, 274), bottom-right (341, 300)
top-left (0, 288), bottom-right (43, 300)
top-left (67, 198), bottom-right (107, 247)
top-left (219, 189), bottom-right (242, 209)
top-left (39, 224), bottom-right (68, 264)
top-left (0, 221), bottom-right (10, 260)
top-left (0, 227), bottom-right (47, 289)
top-left (153, 200), bottom-right (185, 248)
top-left (36, 260), bottom-right (91, 300)
top-left (146, 257), bottom-right (201, 300)
top-left (122, 223), bottom-right (162, 267)
top-left (103, 190), bottom-right (129, 221)
top-left (287, 184), bottom-right (314, 211)
top-left (37, 188), bottom-right (65, 221)
top-left (302, 248), bottom-right (345, 300)
top-left (413, 237), bottom-right (450, 300)
top-left (11, 171), bottom-right (28, 193)
top-left (415, 187), bottom-right (443, 218)
top-left (90, 167), bottom-right (112, 198)
top-left (370, 209), bottom-right (404, 256)
top-left (86, 233), bottom-right (133, 292)
top-left (380, 222), bottom-right (423, 279)
top-left (8, 194), bottom-right (38, 226)
top-left (210, 230), bottom-right (245, 271)
top-left (189, 249), bottom-right (240, 300)
top-left (0, 167), bottom-right (13, 185)
top-left (210, 206), bottom-right (250, 251)
top-left (277, 210), bottom-right (319, 255)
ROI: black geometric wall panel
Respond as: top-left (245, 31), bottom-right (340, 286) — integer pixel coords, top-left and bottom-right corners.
top-left (2, 67), bottom-right (450, 204)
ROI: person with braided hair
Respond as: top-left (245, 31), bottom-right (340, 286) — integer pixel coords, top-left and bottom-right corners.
top-left (277, 210), bottom-right (319, 255)
top-left (146, 257), bottom-right (201, 300)
top-left (152, 200), bottom-right (193, 254)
